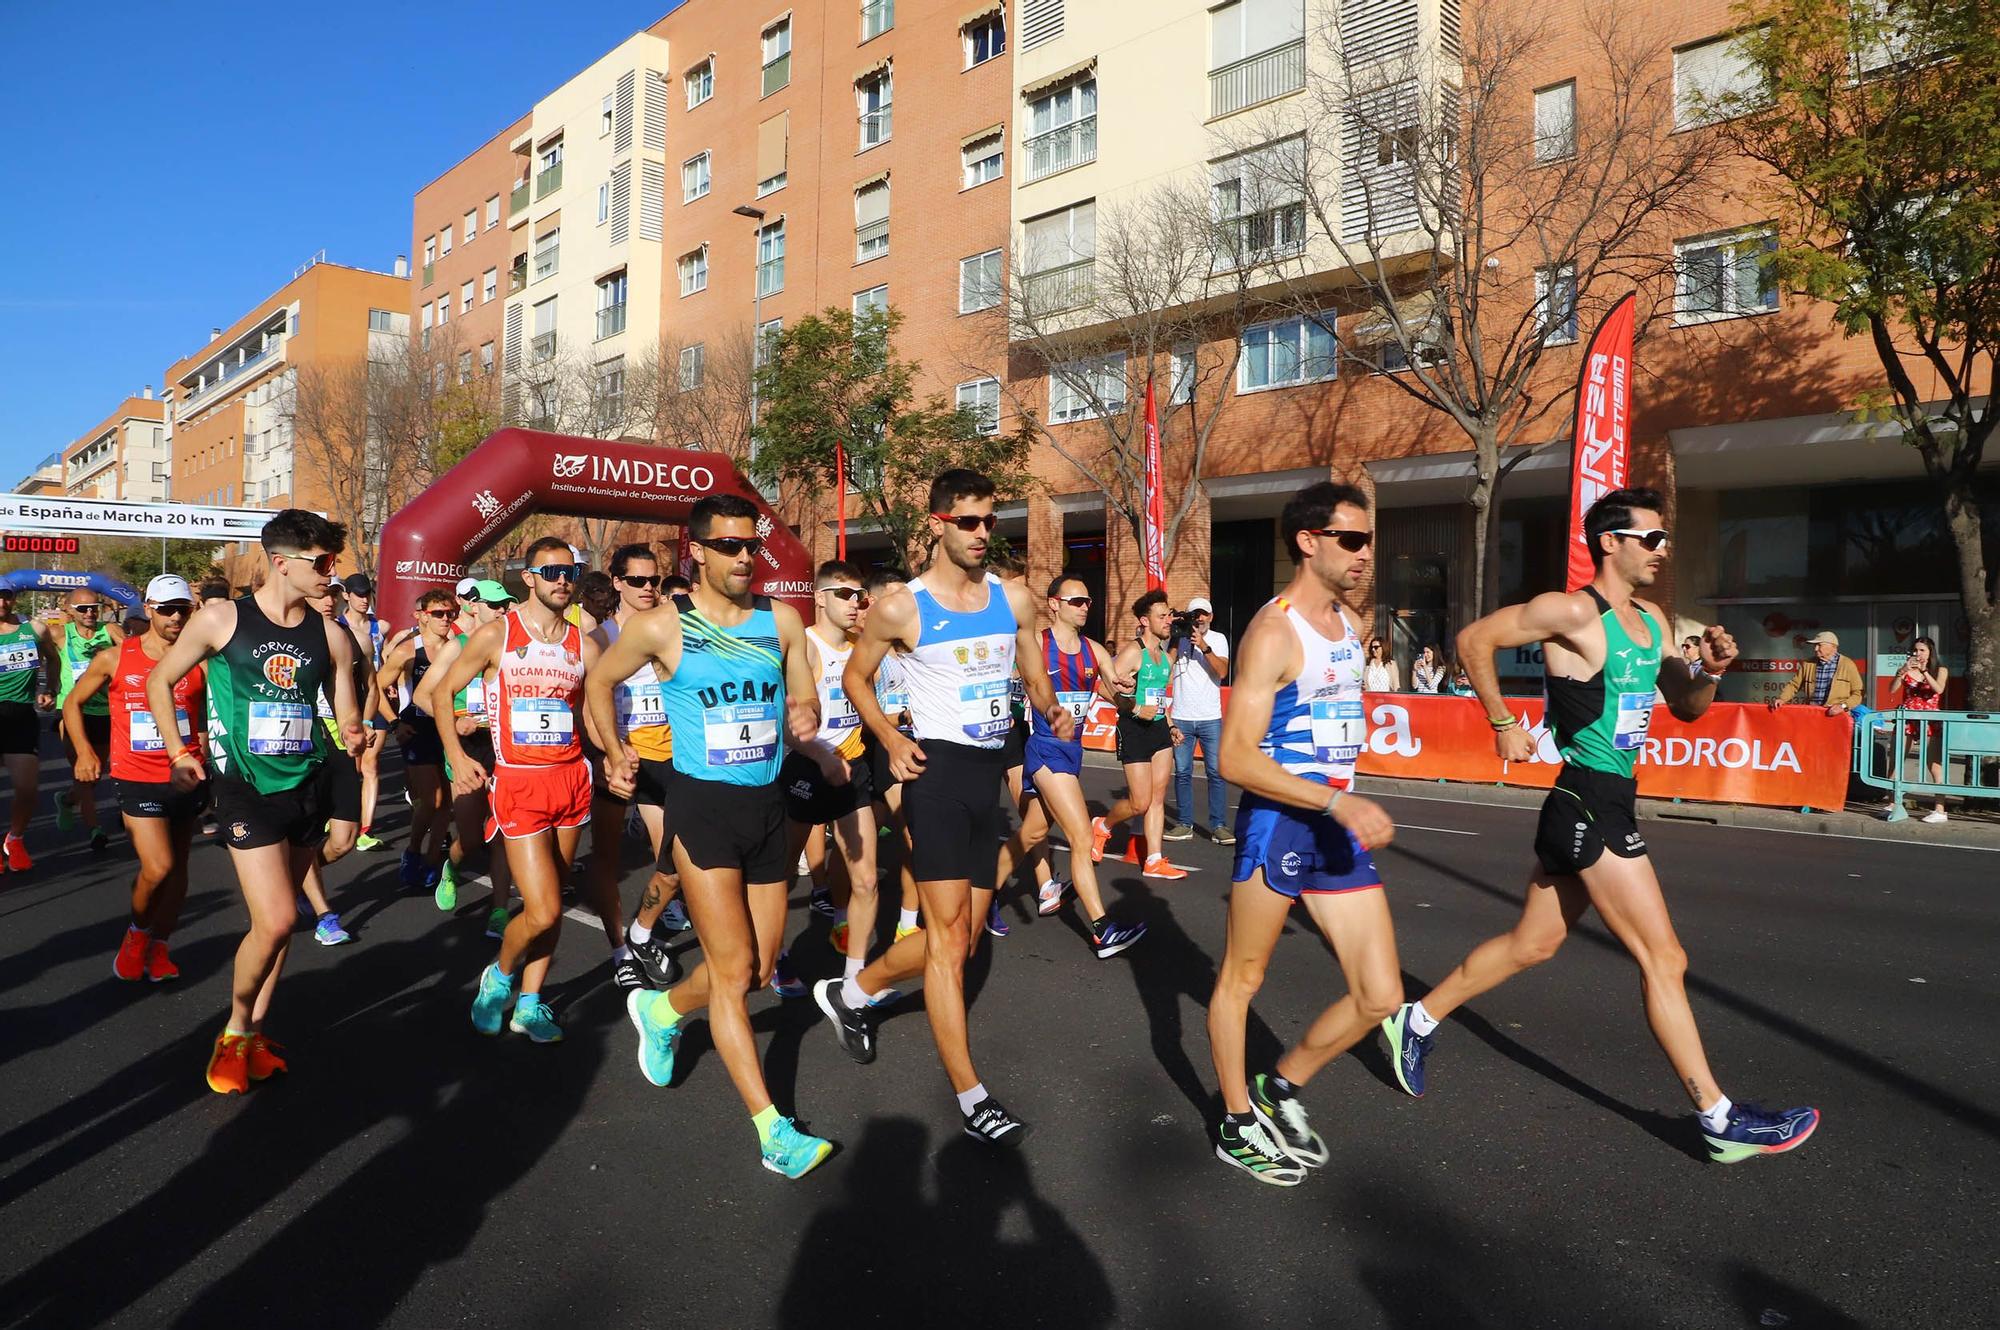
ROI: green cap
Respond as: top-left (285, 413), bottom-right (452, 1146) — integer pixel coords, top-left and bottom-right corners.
top-left (473, 579), bottom-right (514, 603)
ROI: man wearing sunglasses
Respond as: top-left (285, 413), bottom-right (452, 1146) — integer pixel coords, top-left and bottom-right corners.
top-left (378, 590), bottom-right (460, 896)
top-left (417, 580), bottom-right (514, 934)
top-left (63, 576), bottom-right (207, 982)
top-left (0, 583), bottom-right (56, 872)
top-left (148, 510), bottom-right (366, 1095)
top-left (820, 469), bottom-right (1073, 1149)
top-left (589, 494), bottom-right (837, 1179)
top-left (54, 586), bottom-right (127, 853)
top-left (861, 568), bottom-right (925, 949)
top-left (338, 573), bottom-right (389, 852)
top-left (435, 537), bottom-right (605, 1047)
top-left (1382, 487), bottom-right (1820, 1164)
top-left (1089, 589), bottom-right (1189, 881)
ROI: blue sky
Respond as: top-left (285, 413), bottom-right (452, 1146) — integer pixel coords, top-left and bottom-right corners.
top-left (0, 0), bottom-right (682, 484)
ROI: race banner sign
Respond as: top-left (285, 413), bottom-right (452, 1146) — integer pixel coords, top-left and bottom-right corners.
top-left (0, 495), bottom-right (277, 542)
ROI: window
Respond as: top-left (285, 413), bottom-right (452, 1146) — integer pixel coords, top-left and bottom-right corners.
top-left (458, 350), bottom-right (474, 384)
top-left (461, 279), bottom-right (475, 315)
top-left (1021, 200), bottom-right (1095, 313)
top-left (679, 343), bottom-right (705, 391)
top-left (686, 59), bottom-right (714, 108)
top-left (436, 295), bottom-right (450, 326)
top-left (1238, 313), bottom-right (1337, 391)
top-left (1535, 264), bottom-right (1578, 343)
top-left (683, 151), bottom-right (712, 203)
top-left (964, 10), bottom-right (1005, 67)
top-left (483, 267), bottom-right (498, 302)
top-left (597, 271), bottom-right (628, 339)
top-left (858, 67), bottom-right (893, 149)
top-left (463, 210), bottom-right (478, 244)
top-left (533, 227), bottom-right (560, 282)
top-left (1050, 354), bottom-right (1126, 423)
top-left (601, 93), bottom-right (615, 136)
top-left (536, 139), bottom-right (564, 198)
top-left (1674, 34), bottom-right (1761, 129)
top-left (853, 284), bottom-right (889, 320)
top-left (485, 196), bottom-right (501, 229)
top-left (962, 132), bottom-right (1003, 188)
top-left (959, 249), bottom-right (1003, 312)
top-left (1534, 81), bottom-right (1575, 162)
top-left (762, 18), bottom-right (792, 96)
top-left (1210, 0), bottom-right (1305, 115)
top-left (597, 356), bottom-right (626, 429)
top-left (1675, 226), bottom-right (1779, 322)
top-left (756, 317), bottom-right (783, 367)
top-left (1021, 0), bottom-right (1063, 49)
top-left (1212, 136), bottom-right (1307, 265)
top-left (1025, 78), bottom-right (1095, 181)
top-left (862, 0), bottom-right (894, 41)
top-left (367, 308), bottom-right (395, 332)
top-left (1211, 0), bottom-right (1304, 67)
top-left (598, 181), bottom-right (610, 224)
top-left (757, 114), bottom-right (789, 196)
top-left (1170, 346), bottom-right (1197, 404)
top-left (757, 219), bottom-right (786, 296)
top-left (440, 226), bottom-right (452, 256)
top-left (531, 298), bottom-right (558, 362)
top-left (855, 180), bottom-right (890, 262)
top-left (480, 341), bottom-right (495, 375)
top-left (423, 237), bottom-right (436, 265)
top-left (956, 377), bottom-right (1001, 435)
top-left (678, 245), bottom-right (709, 296)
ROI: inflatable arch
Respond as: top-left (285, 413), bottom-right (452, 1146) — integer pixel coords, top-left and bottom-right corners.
top-left (0, 569), bottom-right (141, 607)
top-left (376, 429), bottom-right (815, 628)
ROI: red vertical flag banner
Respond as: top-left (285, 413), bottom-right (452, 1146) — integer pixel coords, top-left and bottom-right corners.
top-left (1564, 292), bottom-right (1638, 592)
top-left (1142, 376), bottom-right (1166, 591)
top-left (834, 438), bottom-right (847, 562)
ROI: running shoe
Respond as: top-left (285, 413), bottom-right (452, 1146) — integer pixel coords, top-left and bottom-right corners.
top-left (1701, 1102), bottom-right (1820, 1164)
top-left (1142, 854), bottom-right (1188, 880)
top-left (314, 913), bottom-right (351, 946)
top-left (1252, 1073), bottom-right (1329, 1167)
top-left (962, 1097), bottom-right (1032, 1148)
top-left (829, 920), bottom-right (850, 955)
top-left (485, 906), bottom-right (511, 939)
top-left (1163, 822), bottom-right (1194, 841)
top-left (4, 834), bottom-right (32, 871)
top-left (761, 1117), bottom-right (834, 1180)
top-left (659, 898), bottom-right (691, 933)
top-left (470, 963), bottom-right (517, 1036)
top-left (812, 978), bottom-right (877, 1064)
top-left (985, 903), bottom-right (1010, 938)
top-left (630, 934), bottom-right (681, 989)
top-left (612, 955), bottom-right (649, 991)
top-left (113, 928), bottom-right (149, 981)
top-left (894, 922), bottom-right (922, 943)
top-left (771, 951), bottom-right (807, 1000)
top-left (809, 887), bottom-right (837, 918)
top-left (355, 832), bottom-right (384, 851)
top-left (206, 1034), bottom-right (251, 1095)
top-left (435, 859), bottom-right (460, 912)
top-left (627, 990), bottom-right (681, 1087)
top-left (246, 1034), bottom-right (288, 1081)
top-left (90, 830), bottom-right (109, 854)
top-left (1213, 1117), bottom-right (1305, 1186)
top-left (1089, 816), bottom-right (1111, 863)
top-left (1090, 917), bottom-right (1147, 960)
top-left (1210, 824), bottom-right (1237, 846)
top-left (509, 998), bottom-right (564, 1043)
top-left (1922, 809), bottom-right (1948, 824)
top-left (145, 940), bottom-right (179, 982)
top-left (421, 861), bottom-right (443, 891)
top-left (55, 794), bottom-right (75, 833)
top-left (1037, 877), bottom-right (1067, 916)
top-left (1381, 1004), bottom-right (1434, 1099)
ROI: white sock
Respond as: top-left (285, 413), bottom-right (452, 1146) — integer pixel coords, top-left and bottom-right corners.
top-left (843, 956), bottom-right (863, 980)
top-left (1698, 1094), bottom-right (1733, 1132)
top-left (955, 1082), bottom-right (988, 1116)
top-left (611, 945), bottom-right (631, 962)
top-left (1408, 1000), bottom-right (1439, 1036)
top-left (842, 977), bottom-right (870, 1009)
top-left (898, 908), bottom-right (919, 930)
top-left (627, 920), bottom-right (652, 946)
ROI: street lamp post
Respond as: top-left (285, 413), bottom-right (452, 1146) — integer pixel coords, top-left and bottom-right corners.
top-left (732, 204), bottom-right (767, 492)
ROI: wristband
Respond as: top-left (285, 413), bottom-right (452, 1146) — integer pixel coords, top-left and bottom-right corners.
top-left (169, 750), bottom-right (201, 768)
top-left (1488, 713), bottom-right (1517, 731)
top-left (1699, 669), bottom-right (1726, 685)
top-left (1322, 789), bottom-right (1344, 818)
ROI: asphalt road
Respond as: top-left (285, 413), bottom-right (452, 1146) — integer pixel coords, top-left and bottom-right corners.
top-left (1, 749), bottom-right (1994, 1329)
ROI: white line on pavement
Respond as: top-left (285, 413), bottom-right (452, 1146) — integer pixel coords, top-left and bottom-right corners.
top-left (1394, 823), bottom-right (1479, 836)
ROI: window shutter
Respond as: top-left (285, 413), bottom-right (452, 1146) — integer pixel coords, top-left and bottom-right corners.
top-left (609, 163), bottom-right (631, 245)
top-left (1021, 0), bottom-right (1063, 49)
top-left (758, 112), bottom-right (790, 183)
top-left (1339, 0), bottom-right (1418, 66)
top-left (614, 70), bottom-right (636, 153)
top-left (638, 161), bottom-right (665, 242)
top-left (855, 179), bottom-right (890, 226)
top-left (503, 302), bottom-right (524, 371)
top-left (642, 71), bottom-right (668, 151)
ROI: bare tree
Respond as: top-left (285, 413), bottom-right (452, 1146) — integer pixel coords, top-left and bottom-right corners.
top-left (285, 359), bottom-right (408, 577)
top-left (631, 324), bottom-right (757, 460)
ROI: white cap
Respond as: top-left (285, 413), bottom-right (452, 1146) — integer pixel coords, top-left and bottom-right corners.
top-left (567, 545), bottom-right (584, 566)
top-left (456, 577), bottom-right (479, 597)
top-left (1186, 596), bottom-right (1213, 614)
top-left (145, 575), bottom-right (194, 603)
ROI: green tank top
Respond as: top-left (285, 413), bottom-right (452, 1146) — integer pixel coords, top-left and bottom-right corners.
top-left (1545, 588), bottom-right (1662, 779)
top-left (57, 622), bottom-right (115, 716)
top-left (1133, 643), bottom-right (1172, 721)
top-left (0, 621), bottom-right (40, 705)
top-left (206, 594), bottom-right (333, 792)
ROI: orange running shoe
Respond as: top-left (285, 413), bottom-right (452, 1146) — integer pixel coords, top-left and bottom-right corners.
top-left (206, 1034), bottom-right (251, 1095)
top-left (246, 1034), bottom-right (288, 1081)
top-left (1090, 816), bottom-right (1112, 864)
top-left (1142, 854), bottom-right (1188, 881)
top-left (4, 834), bottom-right (31, 872)
top-left (113, 928), bottom-right (149, 982)
top-left (145, 940), bottom-right (180, 982)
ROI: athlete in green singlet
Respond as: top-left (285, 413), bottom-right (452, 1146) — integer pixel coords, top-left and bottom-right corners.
top-left (0, 585), bottom-right (56, 872)
top-left (1090, 590), bottom-right (1187, 880)
top-left (55, 587), bottom-right (125, 851)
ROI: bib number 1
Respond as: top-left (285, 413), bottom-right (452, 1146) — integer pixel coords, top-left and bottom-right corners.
top-left (1308, 698), bottom-right (1366, 765)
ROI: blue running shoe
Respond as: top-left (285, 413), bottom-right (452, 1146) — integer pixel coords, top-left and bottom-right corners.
top-left (314, 913), bottom-right (352, 946)
top-left (809, 888), bottom-right (836, 919)
top-left (627, 989), bottom-right (682, 1087)
top-left (1090, 917), bottom-right (1146, 959)
top-left (470, 963), bottom-right (517, 1036)
top-left (421, 861), bottom-right (443, 891)
top-left (1701, 1102), bottom-right (1819, 1164)
top-left (1381, 1004), bottom-right (1434, 1098)
top-left (399, 850), bottom-right (424, 890)
top-left (771, 951), bottom-right (807, 999)
top-left (761, 1116), bottom-right (834, 1179)
top-left (985, 902), bottom-right (1010, 938)
top-left (508, 997), bottom-right (564, 1043)
top-left (660, 898), bottom-right (692, 933)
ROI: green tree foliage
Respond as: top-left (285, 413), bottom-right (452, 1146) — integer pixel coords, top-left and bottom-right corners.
top-left (749, 306), bottom-right (1035, 571)
top-left (81, 537), bottom-right (222, 593)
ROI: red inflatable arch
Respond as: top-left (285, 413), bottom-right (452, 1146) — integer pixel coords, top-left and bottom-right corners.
top-left (376, 428), bottom-right (815, 629)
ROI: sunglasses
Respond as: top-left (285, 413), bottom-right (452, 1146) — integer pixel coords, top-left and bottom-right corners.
top-left (275, 551), bottom-right (338, 575)
top-left (1611, 528), bottom-right (1671, 551)
top-left (1305, 528), bottom-right (1373, 552)
top-left (149, 601), bottom-right (194, 618)
top-left (932, 512), bottom-right (998, 532)
top-left (1055, 595), bottom-right (1092, 608)
top-left (421, 608), bottom-right (456, 620)
top-left (619, 575), bottom-right (661, 589)
top-left (69, 603), bottom-right (104, 613)
top-left (697, 536), bottom-right (763, 558)
top-left (823, 586), bottom-right (869, 604)
top-left (525, 563), bottom-right (581, 582)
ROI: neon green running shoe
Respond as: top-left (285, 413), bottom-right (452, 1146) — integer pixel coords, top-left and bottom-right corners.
top-left (355, 833), bottom-right (385, 852)
top-left (485, 906), bottom-right (510, 939)
top-left (435, 860), bottom-right (459, 912)
top-left (761, 1116), bottom-right (834, 1179)
top-left (55, 794), bottom-right (75, 833)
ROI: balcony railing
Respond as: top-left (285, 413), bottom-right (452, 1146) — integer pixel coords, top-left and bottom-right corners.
top-left (762, 53), bottom-right (790, 96)
top-left (509, 261), bottom-right (527, 294)
top-left (533, 244), bottom-right (560, 283)
top-left (422, 261), bottom-right (435, 286)
top-left (859, 105), bottom-right (893, 148)
top-left (596, 303), bottom-right (628, 340)
top-left (861, 0), bottom-right (893, 39)
top-left (1210, 38), bottom-right (1306, 118)
top-left (1215, 203), bottom-right (1309, 268)
top-left (757, 257), bottom-right (785, 297)
top-left (856, 218), bottom-right (889, 262)
top-left (1021, 259), bottom-right (1094, 315)
top-left (510, 181), bottom-right (530, 215)
top-left (1025, 116), bottom-right (1097, 182)
top-left (536, 161), bottom-right (563, 199)
top-left (182, 340), bottom-right (282, 410)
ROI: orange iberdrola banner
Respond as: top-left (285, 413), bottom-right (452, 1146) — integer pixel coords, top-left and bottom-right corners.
top-left (1565, 292), bottom-right (1637, 592)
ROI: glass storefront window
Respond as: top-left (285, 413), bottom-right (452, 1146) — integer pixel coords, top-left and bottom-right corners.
top-left (1716, 478), bottom-right (1997, 600)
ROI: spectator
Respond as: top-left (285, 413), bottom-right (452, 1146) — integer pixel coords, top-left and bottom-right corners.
top-left (1768, 630), bottom-right (1863, 714)
top-left (1447, 659), bottom-right (1475, 696)
top-left (197, 577), bottom-right (231, 607)
top-left (578, 570), bottom-right (618, 628)
top-left (1681, 635), bottom-right (1704, 677)
top-left (1411, 644), bottom-right (1445, 694)
top-left (1895, 636), bottom-right (1948, 824)
top-left (1167, 596), bottom-right (1233, 844)
top-left (1364, 635), bottom-right (1400, 692)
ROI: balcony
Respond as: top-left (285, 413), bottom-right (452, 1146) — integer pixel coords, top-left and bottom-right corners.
top-left (1210, 38), bottom-right (1306, 118)
top-left (509, 257), bottom-right (528, 293)
top-left (181, 340), bottom-right (283, 411)
top-left (757, 257), bottom-right (785, 298)
top-left (422, 261), bottom-right (435, 286)
top-left (596, 303), bottom-right (628, 340)
top-left (533, 243), bottom-right (560, 283)
top-left (861, 0), bottom-right (893, 39)
top-left (1214, 203), bottom-right (1308, 269)
top-left (859, 106), bottom-right (893, 149)
top-left (1025, 117), bottom-right (1096, 182)
top-left (1021, 259), bottom-right (1094, 316)
top-left (510, 181), bottom-right (530, 216)
top-left (762, 53), bottom-right (790, 97)
top-left (536, 161), bottom-right (563, 199)
top-left (855, 218), bottom-right (889, 262)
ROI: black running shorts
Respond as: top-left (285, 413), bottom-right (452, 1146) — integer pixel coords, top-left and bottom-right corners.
top-left (1116, 714), bottom-right (1174, 765)
top-left (663, 771), bottom-right (789, 883)
top-left (780, 750), bottom-right (874, 825)
top-left (399, 715), bottom-right (445, 767)
top-left (866, 731), bottom-right (905, 796)
top-left (117, 778), bottom-right (208, 823)
top-left (61, 711), bottom-right (111, 766)
top-left (1534, 765), bottom-right (1647, 876)
top-left (0, 701), bottom-right (39, 756)
top-left (1001, 719), bottom-right (1027, 769)
top-left (594, 753), bottom-right (672, 809)
top-left (320, 741), bottom-right (363, 824)
top-left (903, 739), bottom-right (1007, 889)
top-left (213, 769), bottom-right (330, 851)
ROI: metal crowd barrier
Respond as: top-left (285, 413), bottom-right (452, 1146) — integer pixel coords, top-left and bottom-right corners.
top-left (1854, 707), bottom-right (2000, 820)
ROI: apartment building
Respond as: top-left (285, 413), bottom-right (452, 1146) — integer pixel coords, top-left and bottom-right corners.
top-left (62, 393), bottom-right (171, 502)
top-left (10, 453), bottom-right (64, 498)
top-left (412, 116), bottom-right (528, 389)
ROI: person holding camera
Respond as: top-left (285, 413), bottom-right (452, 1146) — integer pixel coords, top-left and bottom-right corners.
top-left (1895, 636), bottom-right (1948, 823)
top-left (1166, 597), bottom-right (1233, 844)
top-left (1090, 590), bottom-right (1189, 880)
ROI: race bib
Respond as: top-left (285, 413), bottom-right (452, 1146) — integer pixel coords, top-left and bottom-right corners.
top-left (704, 702), bottom-right (778, 766)
top-left (822, 683), bottom-right (860, 733)
top-left (510, 698), bottom-right (575, 747)
top-left (465, 683), bottom-right (487, 716)
top-left (1612, 692), bottom-right (1654, 750)
top-left (246, 701), bottom-right (313, 756)
top-left (958, 679), bottom-right (1012, 742)
top-left (0, 643), bottom-right (35, 675)
top-left (1139, 686), bottom-right (1167, 710)
top-left (1056, 688), bottom-right (1094, 722)
top-left (129, 708), bottom-right (190, 754)
top-left (617, 679), bottom-right (666, 731)
top-left (1308, 698), bottom-right (1366, 765)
